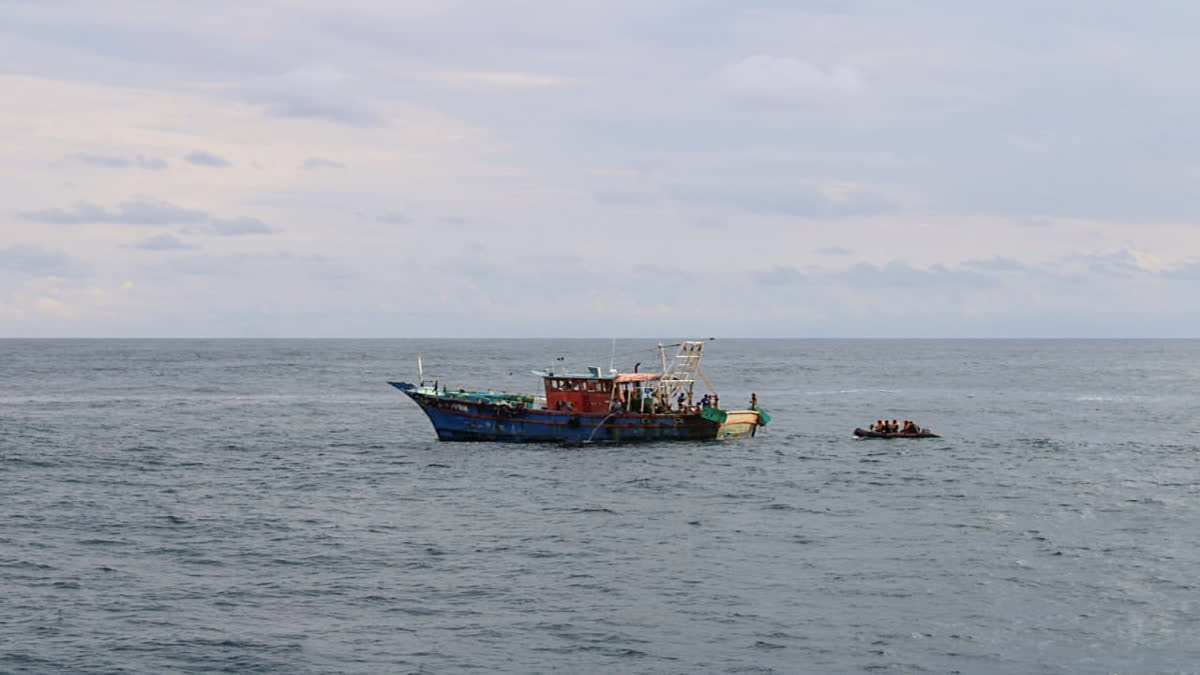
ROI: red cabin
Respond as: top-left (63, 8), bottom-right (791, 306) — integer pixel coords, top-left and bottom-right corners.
top-left (537, 369), bottom-right (664, 414)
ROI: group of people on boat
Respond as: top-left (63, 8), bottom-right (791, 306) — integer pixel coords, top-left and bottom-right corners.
top-left (651, 392), bottom-right (722, 414)
top-left (870, 419), bottom-right (922, 434)
top-left (599, 391), bottom-right (724, 415)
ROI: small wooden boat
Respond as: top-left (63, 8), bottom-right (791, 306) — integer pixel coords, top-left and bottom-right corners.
top-left (854, 428), bottom-right (940, 439)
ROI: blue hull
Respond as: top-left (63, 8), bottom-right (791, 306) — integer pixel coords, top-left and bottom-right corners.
top-left (391, 384), bottom-right (752, 443)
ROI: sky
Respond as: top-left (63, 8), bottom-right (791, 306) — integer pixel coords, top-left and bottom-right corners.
top-left (2, 0), bottom-right (1200, 337)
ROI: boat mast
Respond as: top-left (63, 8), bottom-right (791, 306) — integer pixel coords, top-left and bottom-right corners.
top-left (656, 340), bottom-right (707, 409)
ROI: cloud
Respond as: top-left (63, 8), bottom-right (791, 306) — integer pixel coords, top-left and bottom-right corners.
top-left (185, 150), bottom-right (231, 167)
top-left (116, 200), bottom-right (209, 225)
top-left (302, 156), bottom-right (345, 170)
top-left (632, 263), bottom-right (696, 283)
top-left (206, 217), bottom-right (275, 236)
top-left (36, 297), bottom-right (72, 316)
top-left (1077, 250), bottom-right (1151, 279)
top-left (752, 265), bottom-right (805, 286)
top-left (153, 251), bottom-right (353, 282)
top-left (1161, 262), bottom-right (1200, 280)
top-left (961, 256), bottom-right (1027, 272)
top-left (445, 70), bottom-right (574, 89)
top-left (0, 243), bottom-right (89, 277)
top-left (21, 199), bottom-right (276, 235)
top-left (836, 261), bottom-right (998, 290)
top-left (709, 55), bottom-right (863, 103)
top-left (23, 199), bottom-right (207, 225)
top-left (671, 183), bottom-right (893, 218)
top-left (130, 234), bottom-right (195, 250)
top-left (241, 65), bottom-right (383, 126)
top-left (77, 153), bottom-right (167, 170)
top-left (7, 2), bottom-right (1200, 337)
top-left (593, 189), bottom-right (656, 205)
top-left (378, 212), bottom-right (411, 225)
top-left (1021, 218), bottom-right (1054, 228)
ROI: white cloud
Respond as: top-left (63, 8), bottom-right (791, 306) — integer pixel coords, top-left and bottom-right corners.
top-left (205, 217), bottom-right (275, 236)
top-left (36, 296), bottom-right (72, 315)
top-left (22, 199), bottom-right (207, 225)
top-left (2, 2), bottom-right (1200, 336)
top-left (20, 199), bottom-right (273, 235)
top-left (443, 70), bottom-right (575, 89)
top-left (709, 55), bottom-right (863, 102)
top-left (76, 153), bottom-right (168, 170)
top-left (670, 182), bottom-right (892, 218)
top-left (240, 65), bottom-right (384, 126)
top-left (0, 243), bottom-right (89, 277)
top-left (302, 157), bottom-right (345, 170)
top-left (130, 234), bottom-right (195, 250)
top-left (185, 150), bottom-right (231, 167)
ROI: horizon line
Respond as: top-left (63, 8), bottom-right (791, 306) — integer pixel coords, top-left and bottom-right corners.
top-left (2, 336), bottom-right (1197, 341)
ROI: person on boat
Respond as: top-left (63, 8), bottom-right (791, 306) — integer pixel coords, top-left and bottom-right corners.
top-left (890, 420), bottom-right (899, 433)
top-left (750, 393), bottom-right (758, 409)
top-left (676, 392), bottom-right (687, 411)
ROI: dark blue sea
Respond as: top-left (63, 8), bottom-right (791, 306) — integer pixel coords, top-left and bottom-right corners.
top-left (3, 339), bottom-right (1199, 673)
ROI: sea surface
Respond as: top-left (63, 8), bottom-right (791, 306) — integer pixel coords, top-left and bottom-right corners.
top-left (2, 339), bottom-right (1199, 674)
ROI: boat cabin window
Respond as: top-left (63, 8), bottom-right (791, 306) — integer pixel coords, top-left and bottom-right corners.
top-left (542, 376), bottom-right (617, 414)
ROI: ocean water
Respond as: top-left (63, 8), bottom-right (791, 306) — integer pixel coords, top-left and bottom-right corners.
top-left (2, 338), bottom-right (1199, 674)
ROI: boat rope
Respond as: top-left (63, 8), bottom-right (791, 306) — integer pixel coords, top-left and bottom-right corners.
top-left (585, 412), bottom-right (618, 443)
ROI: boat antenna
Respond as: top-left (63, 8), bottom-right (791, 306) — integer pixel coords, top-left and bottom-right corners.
top-left (609, 338), bottom-right (616, 373)
top-left (418, 355), bottom-right (424, 384)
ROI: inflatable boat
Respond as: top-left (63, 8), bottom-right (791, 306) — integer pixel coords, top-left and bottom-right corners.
top-left (853, 428), bottom-right (940, 439)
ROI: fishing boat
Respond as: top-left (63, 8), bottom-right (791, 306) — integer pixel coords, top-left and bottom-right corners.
top-left (389, 340), bottom-right (769, 443)
top-left (853, 427), bottom-right (940, 439)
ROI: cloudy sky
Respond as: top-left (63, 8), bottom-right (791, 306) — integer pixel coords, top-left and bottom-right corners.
top-left (2, 1), bottom-right (1199, 337)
